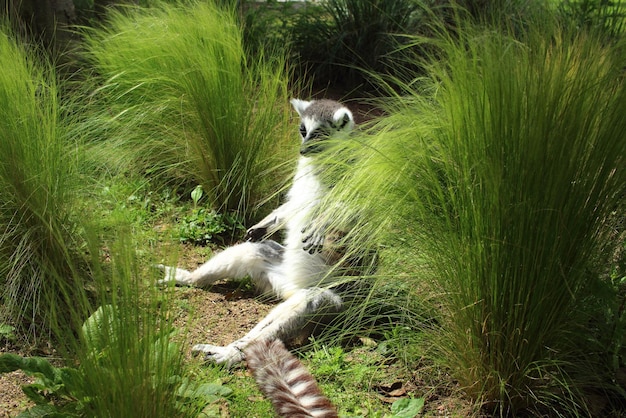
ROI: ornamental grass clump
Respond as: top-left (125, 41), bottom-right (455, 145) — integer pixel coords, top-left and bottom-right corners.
top-left (324, 27), bottom-right (626, 414)
top-left (83, 1), bottom-right (293, 221)
top-left (0, 24), bottom-right (84, 342)
top-left (72, 233), bottom-right (211, 418)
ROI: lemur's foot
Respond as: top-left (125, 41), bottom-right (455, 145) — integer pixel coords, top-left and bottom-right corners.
top-left (192, 343), bottom-right (245, 367)
top-left (154, 264), bottom-right (191, 286)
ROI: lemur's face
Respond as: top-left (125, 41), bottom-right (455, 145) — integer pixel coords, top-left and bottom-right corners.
top-left (290, 99), bottom-right (354, 155)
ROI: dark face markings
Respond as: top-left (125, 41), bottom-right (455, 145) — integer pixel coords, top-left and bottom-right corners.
top-left (308, 129), bottom-right (323, 141)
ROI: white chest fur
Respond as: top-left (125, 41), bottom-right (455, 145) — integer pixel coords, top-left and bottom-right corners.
top-left (271, 156), bottom-right (330, 297)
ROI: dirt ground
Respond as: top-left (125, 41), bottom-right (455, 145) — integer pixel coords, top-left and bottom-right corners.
top-left (168, 282), bottom-right (276, 353)
top-left (0, 370), bottom-right (34, 417)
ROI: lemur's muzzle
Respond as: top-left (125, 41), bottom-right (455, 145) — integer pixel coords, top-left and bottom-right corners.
top-left (300, 140), bottom-right (325, 155)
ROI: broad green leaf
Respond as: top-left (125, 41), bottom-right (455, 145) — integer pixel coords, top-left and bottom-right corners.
top-left (391, 397), bottom-right (425, 417)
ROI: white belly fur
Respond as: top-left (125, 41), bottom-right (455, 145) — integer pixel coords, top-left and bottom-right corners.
top-left (269, 157), bottom-right (331, 298)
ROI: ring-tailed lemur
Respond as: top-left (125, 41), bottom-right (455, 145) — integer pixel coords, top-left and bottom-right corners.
top-left (158, 99), bottom-right (355, 366)
top-left (245, 339), bottom-right (338, 418)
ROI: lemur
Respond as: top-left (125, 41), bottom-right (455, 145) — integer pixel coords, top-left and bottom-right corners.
top-left (245, 339), bottom-right (338, 418)
top-left (158, 99), bottom-right (356, 367)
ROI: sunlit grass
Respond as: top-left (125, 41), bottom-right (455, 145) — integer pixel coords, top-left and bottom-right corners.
top-left (322, 25), bottom-right (626, 414)
top-left (0, 23), bottom-right (85, 342)
top-left (82, 1), bottom-right (295, 222)
top-left (0, 21), bottom-right (212, 415)
top-left (72, 232), bottom-right (206, 418)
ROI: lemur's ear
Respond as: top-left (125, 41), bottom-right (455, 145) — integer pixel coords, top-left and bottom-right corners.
top-left (333, 108), bottom-right (354, 130)
top-left (290, 98), bottom-right (312, 116)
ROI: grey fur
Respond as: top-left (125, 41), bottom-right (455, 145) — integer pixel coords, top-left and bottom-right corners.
top-left (300, 99), bottom-right (345, 121)
top-left (259, 240), bottom-right (285, 262)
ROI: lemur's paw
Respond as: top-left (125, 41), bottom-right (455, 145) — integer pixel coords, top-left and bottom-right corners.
top-left (301, 227), bottom-right (325, 254)
top-left (154, 264), bottom-right (191, 286)
top-left (192, 344), bottom-right (245, 367)
top-left (244, 226), bottom-right (267, 242)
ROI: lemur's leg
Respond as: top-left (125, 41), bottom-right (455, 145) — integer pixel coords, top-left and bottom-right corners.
top-left (192, 287), bottom-right (343, 367)
top-left (156, 240), bottom-right (284, 288)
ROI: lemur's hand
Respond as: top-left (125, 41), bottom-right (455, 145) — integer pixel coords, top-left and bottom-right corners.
top-left (302, 226), bottom-right (325, 254)
top-left (245, 226), bottom-right (267, 242)
top-left (245, 216), bottom-right (278, 242)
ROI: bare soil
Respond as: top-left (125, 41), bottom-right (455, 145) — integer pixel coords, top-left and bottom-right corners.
top-left (0, 370), bottom-right (34, 417)
top-left (168, 282), bottom-right (275, 354)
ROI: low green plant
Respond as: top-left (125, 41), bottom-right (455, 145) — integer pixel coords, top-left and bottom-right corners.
top-left (83, 1), bottom-right (295, 222)
top-left (178, 185), bottom-right (244, 245)
top-left (178, 208), bottom-right (244, 245)
top-left (322, 24), bottom-right (626, 415)
top-left (390, 397), bottom-right (425, 417)
top-left (0, 354), bottom-right (85, 417)
top-left (0, 323), bottom-right (15, 342)
top-left (187, 362), bottom-right (273, 416)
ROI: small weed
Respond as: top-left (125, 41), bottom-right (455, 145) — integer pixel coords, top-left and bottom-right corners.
top-left (304, 342), bottom-right (398, 416)
top-left (178, 209), bottom-right (244, 246)
top-left (189, 363), bottom-right (273, 417)
top-left (0, 324), bottom-right (15, 342)
top-left (0, 354), bottom-right (84, 417)
top-left (178, 184), bottom-right (245, 245)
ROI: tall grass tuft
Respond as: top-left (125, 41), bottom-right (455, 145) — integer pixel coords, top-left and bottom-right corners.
top-left (1, 224), bottom-right (208, 417)
top-left (0, 23), bottom-right (84, 342)
top-left (83, 1), bottom-right (294, 221)
top-left (0, 14), bottom-right (220, 417)
top-left (323, 27), bottom-right (626, 414)
top-left (71, 231), bottom-right (203, 417)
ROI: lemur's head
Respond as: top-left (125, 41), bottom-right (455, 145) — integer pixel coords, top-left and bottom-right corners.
top-left (290, 99), bottom-right (355, 156)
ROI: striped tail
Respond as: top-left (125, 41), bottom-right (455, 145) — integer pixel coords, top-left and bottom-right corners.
top-left (245, 340), bottom-right (338, 418)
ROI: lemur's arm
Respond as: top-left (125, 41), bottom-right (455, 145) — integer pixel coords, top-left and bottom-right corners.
top-left (244, 202), bottom-right (292, 241)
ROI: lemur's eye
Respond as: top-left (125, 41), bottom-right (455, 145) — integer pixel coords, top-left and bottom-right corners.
top-left (299, 124), bottom-right (306, 138)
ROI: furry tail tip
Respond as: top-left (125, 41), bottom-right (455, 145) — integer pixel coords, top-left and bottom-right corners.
top-left (245, 339), bottom-right (338, 418)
